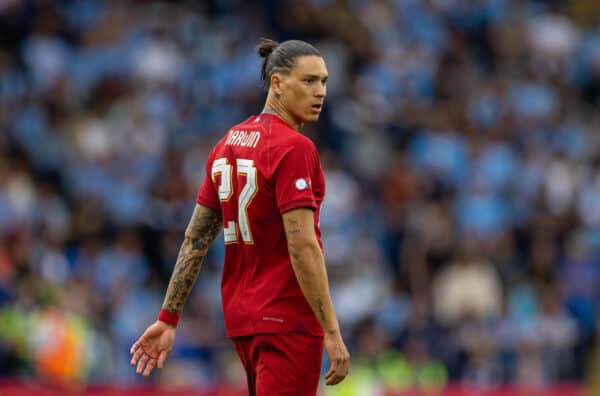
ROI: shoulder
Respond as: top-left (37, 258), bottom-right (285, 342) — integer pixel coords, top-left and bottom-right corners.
top-left (268, 135), bottom-right (319, 178)
top-left (269, 135), bottom-right (317, 168)
top-left (289, 132), bottom-right (317, 151)
top-left (270, 125), bottom-right (317, 154)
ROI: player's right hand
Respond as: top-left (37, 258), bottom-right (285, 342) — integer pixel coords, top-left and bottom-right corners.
top-left (324, 330), bottom-right (350, 386)
top-left (130, 320), bottom-right (176, 377)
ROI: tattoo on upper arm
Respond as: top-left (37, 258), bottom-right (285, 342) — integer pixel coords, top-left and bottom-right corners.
top-left (285, 217), bottom-right (303, 261)
top-left (285, 217), bottom-right (302, 235)
top-left (162, 206), bottom-right (223, 313)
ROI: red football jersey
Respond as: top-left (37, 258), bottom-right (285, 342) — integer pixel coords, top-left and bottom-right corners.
top-left (196, 113), bottom-right (325, 338)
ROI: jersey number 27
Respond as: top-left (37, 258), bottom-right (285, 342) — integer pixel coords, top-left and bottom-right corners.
top-left (211, 158), bottom-right (257, 244)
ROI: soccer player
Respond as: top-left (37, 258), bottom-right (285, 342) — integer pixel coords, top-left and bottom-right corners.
top-left (130, 38), bottom-right (350, 395)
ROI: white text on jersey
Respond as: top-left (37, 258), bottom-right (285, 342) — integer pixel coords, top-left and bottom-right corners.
top-left (225, 130), bottom-right (261, 148)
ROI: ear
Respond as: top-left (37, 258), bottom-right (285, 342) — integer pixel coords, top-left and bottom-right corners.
top-left (271, 73), bottom-right (283, 96)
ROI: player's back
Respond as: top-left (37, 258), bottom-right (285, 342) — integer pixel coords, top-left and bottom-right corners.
top-left (197, 113), bottom-right (325, 338)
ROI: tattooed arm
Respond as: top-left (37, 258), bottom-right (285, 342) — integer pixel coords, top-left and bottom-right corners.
top-left (282, 207), bottom-right (339, 333)
top-left (282, 207), bottom-right (349, 386)
top-left (130, 204), bottom-right (222, 377)
top-left (162, 204), bottom-right (223, 314)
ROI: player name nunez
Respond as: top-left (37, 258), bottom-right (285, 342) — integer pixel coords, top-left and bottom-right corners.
top-left (225, 129), bottom-right (261, 148)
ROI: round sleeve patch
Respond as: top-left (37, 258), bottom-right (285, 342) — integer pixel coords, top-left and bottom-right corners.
top-left (295, 178), bottom-right (309, 191)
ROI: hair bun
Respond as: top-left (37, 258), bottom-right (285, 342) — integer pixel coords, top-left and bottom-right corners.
top-left (257, 38), bottom-right (279, 58)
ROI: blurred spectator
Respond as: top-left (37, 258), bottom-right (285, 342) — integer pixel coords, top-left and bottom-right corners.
top-left (433, 237), bottom-right (503, 325)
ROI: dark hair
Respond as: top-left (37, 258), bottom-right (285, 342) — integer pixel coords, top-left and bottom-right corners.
top-left (256, 38), bottom-right (321, 89)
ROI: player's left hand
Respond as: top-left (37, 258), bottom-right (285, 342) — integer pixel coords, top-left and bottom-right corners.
top-left (324, 330), bottom-right (350, 386)
top-left (130, 320), bottom-right (176, 376)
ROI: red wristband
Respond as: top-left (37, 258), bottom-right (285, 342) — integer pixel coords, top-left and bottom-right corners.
top-left (158, 309), bottom-right (180, 327)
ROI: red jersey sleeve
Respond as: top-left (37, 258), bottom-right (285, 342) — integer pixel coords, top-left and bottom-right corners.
top-left (196, 151), bottom-right (220, 211)
top-left (273, 139), bottom-right (320, 214)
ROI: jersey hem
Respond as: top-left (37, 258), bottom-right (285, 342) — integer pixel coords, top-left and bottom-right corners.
top-left (227, 328), bottom-right (324, 339)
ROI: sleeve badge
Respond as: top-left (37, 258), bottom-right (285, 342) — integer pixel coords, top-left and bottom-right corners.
top-left (295, 178), bottom-right (309, 191)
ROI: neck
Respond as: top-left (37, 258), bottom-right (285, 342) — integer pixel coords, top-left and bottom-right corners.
top-left (262, 93), bottom-right (303, 131)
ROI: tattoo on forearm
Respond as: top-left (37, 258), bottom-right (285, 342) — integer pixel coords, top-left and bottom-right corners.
top-left (285, 213), bottom-right (328, 326)
top-left (317, 298), bottom-right (326, 322)
top-left (162, 206), bottom-right (223, 314)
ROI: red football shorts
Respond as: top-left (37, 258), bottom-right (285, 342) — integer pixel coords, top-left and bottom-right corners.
top-left (232, 332), bottom-right (324, 396)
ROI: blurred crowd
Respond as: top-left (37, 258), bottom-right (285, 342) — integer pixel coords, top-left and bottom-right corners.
top-left (2, 0), bottom-right (600, 393)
